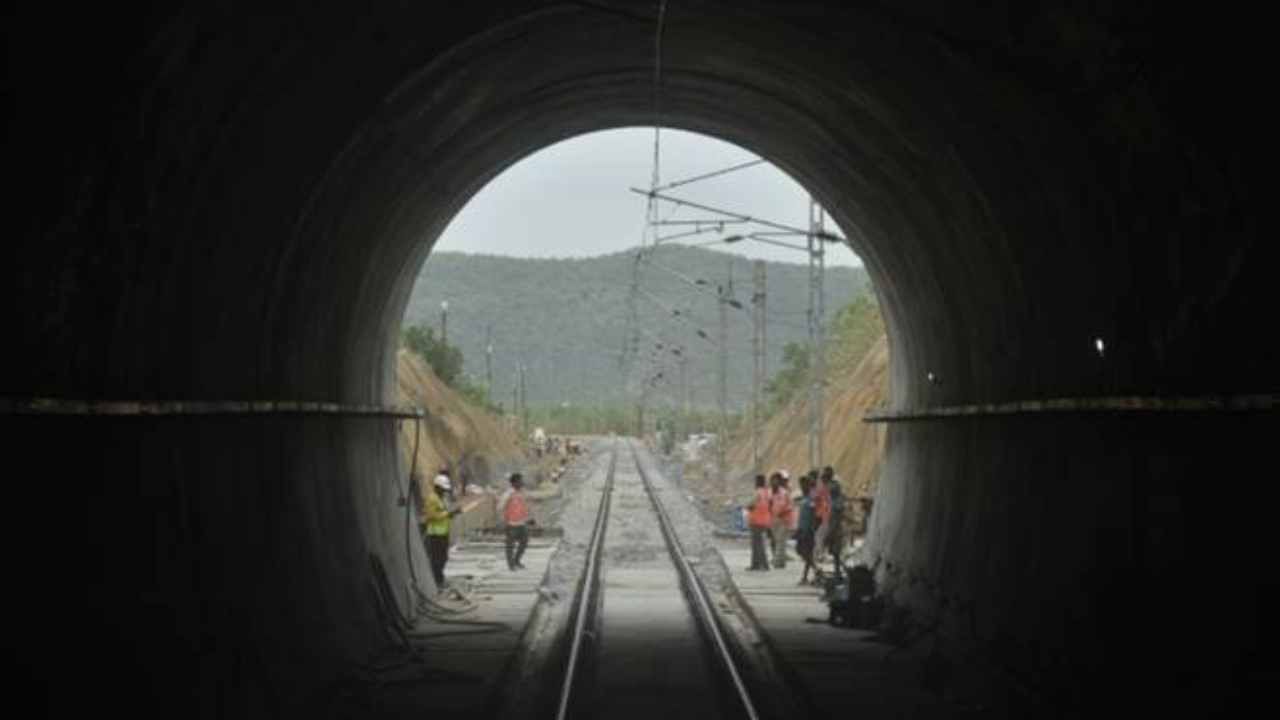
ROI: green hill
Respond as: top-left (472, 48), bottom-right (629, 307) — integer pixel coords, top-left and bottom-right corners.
top-left (403, 246), bottom-right (871, 411)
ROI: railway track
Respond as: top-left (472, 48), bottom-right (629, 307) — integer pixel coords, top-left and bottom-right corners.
top-left (551, 438), bottom-right (763, 720)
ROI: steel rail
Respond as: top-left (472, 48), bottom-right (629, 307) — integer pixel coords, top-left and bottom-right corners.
top-left (554, 442), bottom-right (618, 720)
top-left (629, 440), bottom-right (762, 720)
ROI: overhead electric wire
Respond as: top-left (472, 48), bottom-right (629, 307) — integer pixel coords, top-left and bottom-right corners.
top-left (631, 187), bottom-right (847, 242)
top-left (652, 158), bottom-right (768, 193)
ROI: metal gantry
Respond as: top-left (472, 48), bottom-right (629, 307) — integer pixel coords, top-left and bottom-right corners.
top-left (807, 198), bottom-right (826, 471)
top-left (625, 127), bottom-right (852, 483)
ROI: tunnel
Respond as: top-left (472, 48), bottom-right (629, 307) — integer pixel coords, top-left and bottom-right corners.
top-left (4, 1), bottom-right (1275, 716)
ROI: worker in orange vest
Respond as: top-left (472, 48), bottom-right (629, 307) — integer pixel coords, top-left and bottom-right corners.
top-left (497, 472), bottom-right (533, 571)
top-left (771, 470), bottom-right (796, 568)
top-left (811, 468), bottom-right (832, 575)
top-left (746, 474), bottom-right (773, 570)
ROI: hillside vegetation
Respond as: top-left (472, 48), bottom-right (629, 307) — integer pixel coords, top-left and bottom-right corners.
top-left (688, 297), bottom-right (889, 526)
top-left (396, 349), bottom-right (528, 489)
top-left (405, 246), bottom-right (870, 410)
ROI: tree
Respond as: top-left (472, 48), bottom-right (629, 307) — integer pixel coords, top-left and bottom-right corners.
top-left (402, 324), bottom-right (464, 385)
top-left (764, 341), bottom-right (810, 413)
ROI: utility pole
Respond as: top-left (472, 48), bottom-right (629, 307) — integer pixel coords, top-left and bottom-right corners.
top-left (807, 197), bottom-right (826, 470)
top-left (636, 386), bottom-right (645, 437)
top-left (519, 363), bottom-right (528, 436)
top-left (678, 351), bottom-right (689, 411)
top-left (627, 251), bottom-right (642, 437)
top-left (718, 275), bottom-right (730, 494)
top-left (751, 260), bottom-right (766, 476)
top-left (485, 324), bottom-right (493, 406)
top-left (440, 300), bottom-right (449, 345)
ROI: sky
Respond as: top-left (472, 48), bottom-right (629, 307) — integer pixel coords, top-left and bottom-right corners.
top-left (431, 127), bottom-right (862, 268)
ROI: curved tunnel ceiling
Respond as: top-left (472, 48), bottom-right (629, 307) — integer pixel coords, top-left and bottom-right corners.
top-left (5, 1), bottom-right (1275, 716)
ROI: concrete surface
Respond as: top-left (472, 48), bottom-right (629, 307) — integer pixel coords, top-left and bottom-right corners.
top-left (329, 539), bottom-right (558, 719)
top-left (720, 541), bottom-right (1001, 718)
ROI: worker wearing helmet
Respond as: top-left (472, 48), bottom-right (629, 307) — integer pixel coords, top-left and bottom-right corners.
top-left (422, 467), bottom-right (461, 591)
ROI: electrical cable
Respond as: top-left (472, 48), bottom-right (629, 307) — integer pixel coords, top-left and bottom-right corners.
top-left (404, 416), bottom-right (423, 590)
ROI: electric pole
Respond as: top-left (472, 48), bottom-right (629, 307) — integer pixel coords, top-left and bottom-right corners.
top-left (511, 371), bottom-right (519, 430)
top-left (627, 251), bottom-right (642, 437)
top-left (519, 362), bottom-right (528, 436)
top-left (485, 324), bottom-right (493, 406)
top-left (807, 197), bottom-right (826, 470)
top-left (752, 260), bottom-right (766, 476)
top-left (440, 300), bottom-right (449, 345)
top-left (718, 274), bottom-right (730, 494)
top-left (637, 385), bottom-right (645, 437)
top-left (678, 351), bottom-right (689, 409)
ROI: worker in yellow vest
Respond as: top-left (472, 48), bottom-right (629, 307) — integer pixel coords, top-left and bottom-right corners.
top-left (422, 468), bottom-right (461, 590)
top-left (497, 472), bottom-right (533, 571)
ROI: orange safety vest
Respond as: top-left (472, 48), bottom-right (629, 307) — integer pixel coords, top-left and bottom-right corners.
top-left (773, 490), bottom-right (796, 530)
top-left (748, 487), bottom-right (773, 528)
top-left (503, 490), bottom-right (530, 525)
top-left (813, 484), bottom-right (831, 522)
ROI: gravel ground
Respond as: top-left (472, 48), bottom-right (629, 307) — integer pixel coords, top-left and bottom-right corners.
top-left (540, 443), bottom-right (611, 592)
top-left (500, 437), bottom-right (786, 719)
top-left (493, 437), bottom-right (617, 720)
top-left (629, 440), bottom-right (731, 590)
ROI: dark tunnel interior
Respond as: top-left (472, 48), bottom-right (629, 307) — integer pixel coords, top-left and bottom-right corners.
top-left (4, 1), bottom-right (1277, 716)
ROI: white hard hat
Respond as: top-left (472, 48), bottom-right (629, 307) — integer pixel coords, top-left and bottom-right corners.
top-left (434, 475), bottom-right (453, 490)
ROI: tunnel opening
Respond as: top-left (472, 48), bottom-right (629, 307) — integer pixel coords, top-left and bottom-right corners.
top-left (396, 125), bottom-right (883, 631)
top-left (400, 125), bottom-right (871, 444)
top-left (6, 2), bottom-right (1275, 717)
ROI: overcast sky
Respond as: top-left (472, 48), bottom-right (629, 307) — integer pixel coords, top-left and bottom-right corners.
top-left (432, 127), bottom-right (862, 268)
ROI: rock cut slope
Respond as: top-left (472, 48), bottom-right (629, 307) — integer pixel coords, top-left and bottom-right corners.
top-left (396, 349), bottom-right (528, 489)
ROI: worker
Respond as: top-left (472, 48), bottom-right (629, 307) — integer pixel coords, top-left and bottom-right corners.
top-left (531, 427), bottom-right (547, 457)
top-left (497, 472), bottom-right (533, 571)
top-left (823, 466), bottom-right (848, 580)
top-left (421, 467), bottom-right (462, 591)
top-left (795, 475), bottom-right (819, 585)
top-left (746, 474), bottom-right (773, 571)
top-left (771, 470), bottom-right (795, 568)
top-left (810, 469), bottom-right (830, 566)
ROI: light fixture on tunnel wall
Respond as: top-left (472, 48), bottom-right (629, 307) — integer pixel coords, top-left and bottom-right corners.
top-left (1095, 337), bottom-right (1106, 356)
top-left (927, 371), bottom-right (938, 384)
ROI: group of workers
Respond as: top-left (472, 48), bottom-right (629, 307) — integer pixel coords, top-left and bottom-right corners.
top-left (530, 427), bottom-right (582, 458)
top-left (419, 455), bottom-right (853, 595)
top-left (746, 466), bottom-right (849, 584)
top-left (417, 466), bottom-right (535, 593)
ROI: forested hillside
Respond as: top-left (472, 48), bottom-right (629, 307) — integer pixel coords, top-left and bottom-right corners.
top-left (404, 246), bottom-right (871, 410)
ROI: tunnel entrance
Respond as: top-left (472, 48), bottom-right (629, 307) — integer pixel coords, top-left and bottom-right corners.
top-left (401, 125), bottom-right (877, 485)
top-left (6, 2), bottom-right (1274, 717)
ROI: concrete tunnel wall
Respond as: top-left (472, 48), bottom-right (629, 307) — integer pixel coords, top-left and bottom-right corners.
top-left (3, 1), bottom-right (1275, 716)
